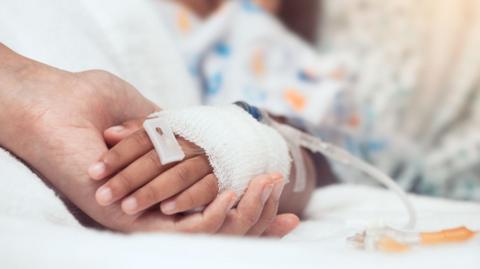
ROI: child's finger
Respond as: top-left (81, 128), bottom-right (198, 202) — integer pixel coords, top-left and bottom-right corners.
top-left (218, 174), bottom-right (275, 235)
top-left (104, 119), bottom-right (144, 146)
top-left (160, 173), bottom-right (219, 215)
top-left (175, 191), bottom-right (236, 234)
top-left (246, 175), bottom-right (285, 236)
top-left (89, 129), bottom-right (153, 180)
top-left (95, 149), bottom-right (173, 206)
top-left (261, 214), bottom-right (300, 238)
top-left (121, 156), bottom-right (212, 215)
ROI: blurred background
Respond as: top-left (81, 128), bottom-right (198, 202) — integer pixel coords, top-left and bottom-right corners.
top-left (2, 0), bottom-right (479, 201)
top-left (268, 0), bottom-right (480, 201)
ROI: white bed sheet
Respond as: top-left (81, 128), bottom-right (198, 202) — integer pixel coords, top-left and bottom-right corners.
top-left (1, 148), bottom-right (479, 269)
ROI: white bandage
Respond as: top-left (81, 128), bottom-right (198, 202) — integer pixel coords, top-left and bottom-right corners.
top-left (147, 105), bottom-right (291, 196)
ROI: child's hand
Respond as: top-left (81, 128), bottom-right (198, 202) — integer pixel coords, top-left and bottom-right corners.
top-left (88, 119), bottom-right (220, 216)
top-left (90, 118), bottom-right (300, 237)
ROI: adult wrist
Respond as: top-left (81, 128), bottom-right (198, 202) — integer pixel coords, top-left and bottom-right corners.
top-left (0, 44), bottom-right (16, 137)
top-left (0, 44), bottom-right (38, 146)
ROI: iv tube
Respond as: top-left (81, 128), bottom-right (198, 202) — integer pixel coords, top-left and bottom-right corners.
top-left (263, 113), bottom-right (417, 229)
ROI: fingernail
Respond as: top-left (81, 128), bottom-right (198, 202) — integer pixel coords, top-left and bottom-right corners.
top-left (96, 186), bottom-right (112, 205)
top-left (261, 184), bottom-right (274, 204)
top-left (161, 200), bottom-right (176, 214)
top-left (122, 197), bottom-right (138, 214)
top-left (88, 162), bottom-right (106, 179)
top-left (108, 126), bottom-right (125, 133)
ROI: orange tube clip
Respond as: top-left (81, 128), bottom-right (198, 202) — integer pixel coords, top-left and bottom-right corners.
top-left (378, 236), bottom-right (410, 252)
top-left (420, 226), bottom-right (476, 245)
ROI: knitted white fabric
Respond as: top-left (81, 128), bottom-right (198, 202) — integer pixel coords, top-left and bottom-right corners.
top-left (151, 105), bottom-right (291, 196)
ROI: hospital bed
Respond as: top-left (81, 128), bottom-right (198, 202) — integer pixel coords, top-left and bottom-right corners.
top-left (1, 148), bottom-right (479, 269)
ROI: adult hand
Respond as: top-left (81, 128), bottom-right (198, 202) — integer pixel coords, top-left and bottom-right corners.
top-left (0, 43), bottom-right (298, 236)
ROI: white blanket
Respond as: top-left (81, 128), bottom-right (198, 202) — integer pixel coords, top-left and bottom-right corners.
top-left (1, 147), bottom-right (479, 269)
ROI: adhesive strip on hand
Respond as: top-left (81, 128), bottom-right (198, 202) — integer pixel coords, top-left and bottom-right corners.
top-left (143, 116), bottom-right (185, 165)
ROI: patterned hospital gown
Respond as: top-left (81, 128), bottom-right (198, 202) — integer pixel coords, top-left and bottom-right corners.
top-left (154, 0), bottom-right (480, 201)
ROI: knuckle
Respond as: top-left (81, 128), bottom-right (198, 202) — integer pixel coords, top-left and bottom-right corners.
top-left (132, 131), bottom-right (151, 148)
top-left (261, 212), bottom-right (276, 227)
top-left (84, 69), bottom-right (112, 78)
top-left (103, 148), bottom-right (121, 167)
top-left (180, 190), bottom-right (197, 209)
top-left (146, 150), bottom-right (162, 171)
top-left (201, 215), bottom-right (220, 233)
top-left (139, 184), bottom-right (158, 205)
top-left (239, 212), bottom-right (259, 227)
top-left (87, 70), bottom-right (117, 85)
top-left (174, 164), bottom-right (191, 183)
top-left (111, 173), bottom-right (133, 195)
top-left (126, 119), bottom-right (145, 130)
top-left (76, 69), bottom-right (106, 80)
top-left (204, 175), bottom-right (219, 194)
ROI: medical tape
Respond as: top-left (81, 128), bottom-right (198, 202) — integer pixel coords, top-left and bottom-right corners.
top-left (143, 116), bottom-right (185, 165)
